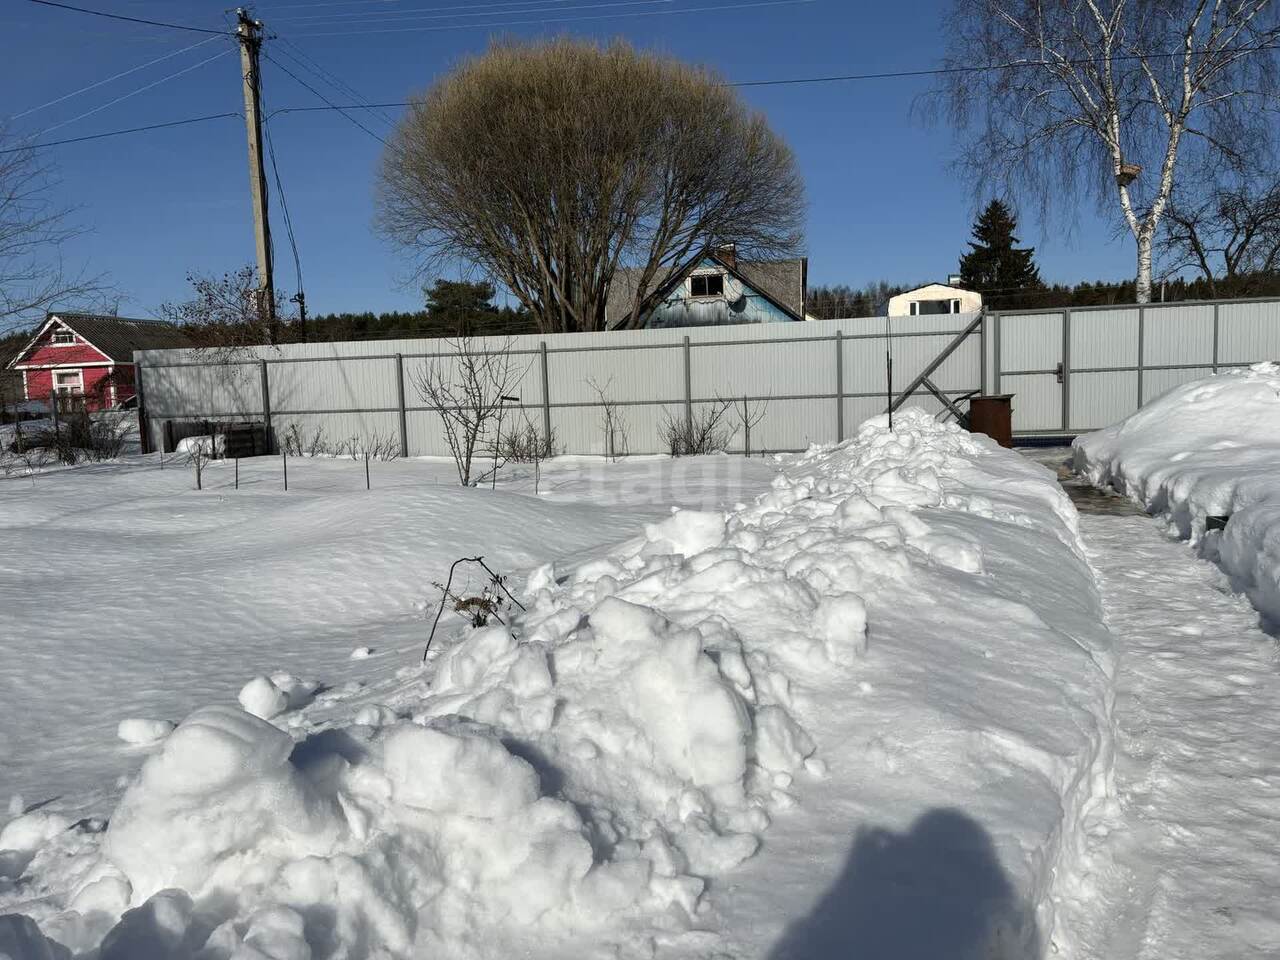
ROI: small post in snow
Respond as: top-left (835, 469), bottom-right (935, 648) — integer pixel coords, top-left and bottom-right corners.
top-left (282, 452), bottom-right (288, 492)
top-left (235, 457), bottom-right (239, 490)
top-left (365, 451), bottom-right (371, 491)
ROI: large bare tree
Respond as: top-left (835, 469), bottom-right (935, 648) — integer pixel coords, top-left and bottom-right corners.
top-left (936, 1), bottom-right (1280, 302)
top-left (0, 129), bottom-right (106, 334)
top-left (1160, 176), bottom-right (1280, 292)
top-left (377, 39), bottom-right (805, 332)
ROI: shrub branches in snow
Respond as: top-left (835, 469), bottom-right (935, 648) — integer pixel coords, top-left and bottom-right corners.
top-left (659, 401), bottom-right (737, 457)
top-left (412, 337), bottom-right (527, 485)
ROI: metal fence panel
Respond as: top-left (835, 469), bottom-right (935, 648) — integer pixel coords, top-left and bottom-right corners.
top-left (1071, 309), bottom-right (1139, 368)
top-left (1001, 313), bottom-right (1063, 371)
top-left (133, 299), bottom-right (1280, 454)
top-left (1144, 304), bottom-right (1214, 366)
top-left (1069, 371), bottom-right (1138, 428)
top-left (1219, 301), bottom-right (1280, 364)
top-left (1142, 365), bottom-right (1218, 405)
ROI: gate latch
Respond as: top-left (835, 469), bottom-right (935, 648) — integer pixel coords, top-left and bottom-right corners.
top-left (1055, 362), bottom-right (1065, 384)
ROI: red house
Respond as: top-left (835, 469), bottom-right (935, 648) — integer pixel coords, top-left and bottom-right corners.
top-left (8, 313), bottom-right (193, 412)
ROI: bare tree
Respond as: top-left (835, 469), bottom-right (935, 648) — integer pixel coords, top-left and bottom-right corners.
top-left (160, 265), bottom-right (292, 353)
top-left (1160, 177), bottom-right (1280, 292)
top-left (411, 337), bottom-right (526, 485)
top-left (586, 376), bottom-right (630, 461)
top-left (727, 396), bottom-right (769, 456)
top-left (0, 128), bottom-right (107, 334)
top-left (377, 39), bottom-right (805, 332)
top-left (935, 1), bottom-right (1280, 302)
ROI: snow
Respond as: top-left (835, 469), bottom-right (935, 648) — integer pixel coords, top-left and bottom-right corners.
top-left (0, 414), bottom-right (1126, 958)
top-left (1067, 513), bottom-right (1280, 957)
top-left (1074, 361), bottom-right (1280, 626)
top-left (114, 719), bottom-right (174, 746)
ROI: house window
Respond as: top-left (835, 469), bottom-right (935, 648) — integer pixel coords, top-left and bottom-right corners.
top-left (51, 328), bottom-right (75, 345)
top-left (951, 299), bottom-right (962, 313)
top-left (54, 370), bottom-right (81, 394)
top-left (690, 274), bottom-right (724, 298)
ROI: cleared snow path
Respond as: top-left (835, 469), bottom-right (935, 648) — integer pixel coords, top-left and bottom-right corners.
top-left (1079, 512), bottom-right (1280, 958)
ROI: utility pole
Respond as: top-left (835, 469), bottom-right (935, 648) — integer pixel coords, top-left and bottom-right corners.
top-left (236, 8), bottom-right (276, 341)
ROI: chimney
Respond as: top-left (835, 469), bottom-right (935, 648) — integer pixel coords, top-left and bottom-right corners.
top-left (716, 243), bottom-right (737, 268)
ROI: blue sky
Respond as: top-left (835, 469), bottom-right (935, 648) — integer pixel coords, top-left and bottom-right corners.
top-left (6, 0), bottom-right (1134, 319)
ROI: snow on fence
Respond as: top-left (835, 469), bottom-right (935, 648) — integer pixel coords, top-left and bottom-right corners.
top-left (133, 297), bottom-right (1280, 457)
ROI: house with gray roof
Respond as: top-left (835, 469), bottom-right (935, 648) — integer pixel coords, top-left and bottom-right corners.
top-left (8, 312), bottom-right (193, 411)
top-left (606, 245), bottom-right (807, 329)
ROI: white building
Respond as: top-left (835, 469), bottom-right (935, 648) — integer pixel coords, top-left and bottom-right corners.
top-left (887, 283), bottom-right (983, 317)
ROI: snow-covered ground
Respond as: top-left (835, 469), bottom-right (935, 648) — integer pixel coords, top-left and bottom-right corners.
top-left (1072, 512), bottom-right (1280, 958)
top-left (1, 411), bottom-right (1117, 958)
top-left (1074, 362), bottom-right (1280, 629)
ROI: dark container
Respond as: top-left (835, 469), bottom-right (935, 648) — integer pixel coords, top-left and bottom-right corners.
top-left (968, 394), bottom-right (1015, 448)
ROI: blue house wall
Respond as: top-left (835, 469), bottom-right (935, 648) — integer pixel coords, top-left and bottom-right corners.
top-left (643, 257), bottom-right (797, 328)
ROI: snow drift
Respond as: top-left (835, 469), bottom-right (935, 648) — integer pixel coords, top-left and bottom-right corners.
top-left (2, 410), bottom-right (1117, 959)
top-left (1075, 362), bottom-right (1280, 626)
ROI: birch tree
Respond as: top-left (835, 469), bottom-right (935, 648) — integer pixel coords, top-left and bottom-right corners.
top-left (937, 1), bottom-right (1280, 302)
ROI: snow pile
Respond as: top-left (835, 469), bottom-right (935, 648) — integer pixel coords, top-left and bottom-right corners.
top-left (2, 410), bottom-right (1117, 958)
top-left (114, 719), bottom-right (174, 746)
top-left (1075, 362), bottom-right (1280, 625)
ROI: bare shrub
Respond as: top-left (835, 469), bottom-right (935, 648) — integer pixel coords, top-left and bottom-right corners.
top-left (659, 402), bottom-right (737, 457)
top-left (411, 337), bottom-right (525, 485)
top-left (726, 396), bottom-right (769, 457)
top-left (187, 441), bottom-right (212, 491)
top-left (587, 376), bottom-right (629, 461)
top-left (494, 420), bottom-right (558, 463)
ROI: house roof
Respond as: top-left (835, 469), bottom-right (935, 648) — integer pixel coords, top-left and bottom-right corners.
top-left (606, 249), bottom-right (808, 327)
top-left (11, 313), bottom-right (194, 366)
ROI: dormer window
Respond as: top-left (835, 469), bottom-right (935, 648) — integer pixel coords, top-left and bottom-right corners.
top-left (690, 274), bottom-right (724, 298)
top-left (51, 328), bottom-right (75, 345)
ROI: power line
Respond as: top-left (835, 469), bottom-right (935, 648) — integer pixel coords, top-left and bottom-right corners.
top-left (288, 0), bottom-right (815, 37)
top-left (272, 38), bottom-right (398, 128)
top-left (262, 52), bottom-right (388, 144)
top-left (260, 0), bottom-right (586, 11)
top-left (263, 110), bottom-right (304, 303)
top-left (29, 47), bottom-right (235, 141)
top-left (23, 0), bottom-right (231, 36)
top-left (11, 35), bottom-right (225, 121)
top-left (0, 112), bottom-right (242, 155)
top-left (273, 0), bottom-right (681, 26)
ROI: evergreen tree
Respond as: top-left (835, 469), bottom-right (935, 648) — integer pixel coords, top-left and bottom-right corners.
top-left (958, 201), bottom-right (1043, 309)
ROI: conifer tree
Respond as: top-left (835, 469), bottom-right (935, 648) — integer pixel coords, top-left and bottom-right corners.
top-left (958, 201), bottom-right (1042, 309)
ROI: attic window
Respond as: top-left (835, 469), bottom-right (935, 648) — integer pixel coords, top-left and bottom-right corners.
top-left (51, 328), bottom-right (75, 345)
top-left (690, 274), bottom-right (724, 298)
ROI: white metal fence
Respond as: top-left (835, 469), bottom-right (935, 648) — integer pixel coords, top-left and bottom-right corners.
top-left (134, 297), bottom-right (1280, 456)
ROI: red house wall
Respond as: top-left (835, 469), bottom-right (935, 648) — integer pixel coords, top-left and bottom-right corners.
top-left (18, 328), bottom-right (110, 367)
top-left (16, 323), bottom-right (131, 411)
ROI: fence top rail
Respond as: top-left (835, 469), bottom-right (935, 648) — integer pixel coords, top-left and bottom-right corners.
top-left (133, 326), bottom-right (979, 370)
top-left (992, 295), bottom-right (1280, 318)
top-left (133, 312), bottom-right (984, 368)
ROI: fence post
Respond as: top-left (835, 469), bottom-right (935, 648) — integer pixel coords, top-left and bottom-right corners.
top-left (835, 330), bottom-right (844, 442)
top-left (1212, 302), bottom-right (1220, 373)
top-left (1136, 305), bottom-right (1146, 410)
top-left (979, 312), bottom-right (987, 396)
top-left (136, 364), bottom-right (151, 455)
top-left (540, 341), bottom-right (551, 441)
top-left (682, 336), bottom-right (692, 431)
top-left (395, 353), bottom-right (408, 458)
top-left (259, 359), bottom-right (273, 455)
top-left (1061, 309), bottom-right (1071, 431)
top-left (993, 312), bottom-right (1002, 394)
